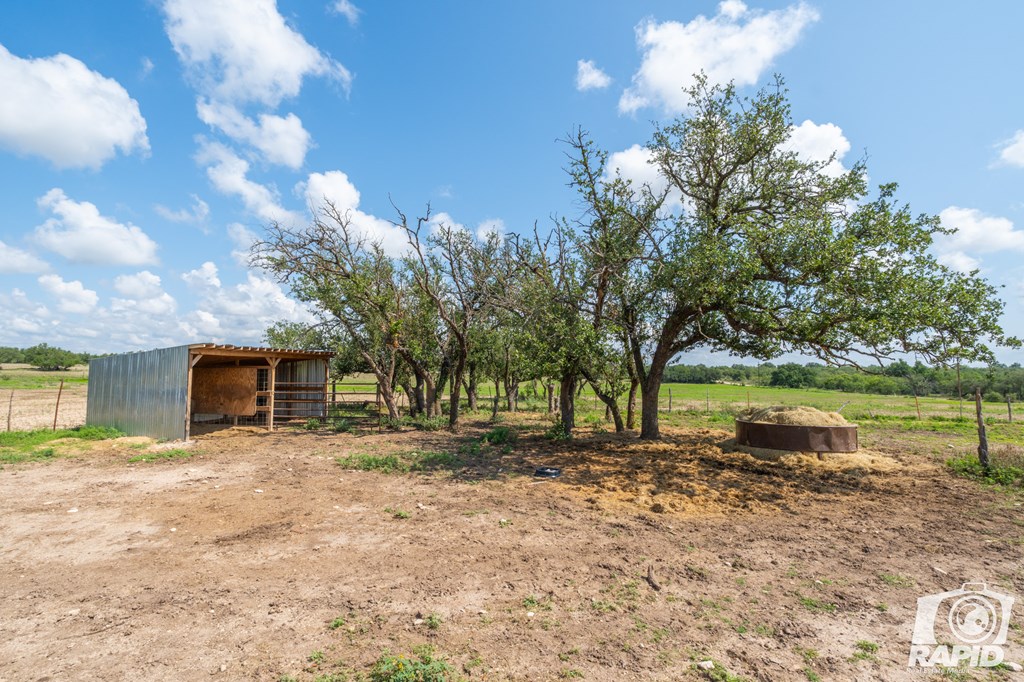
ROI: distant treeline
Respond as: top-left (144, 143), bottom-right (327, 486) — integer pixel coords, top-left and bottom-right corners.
top-left (664, 361), bottom-right (1024, 402)
top-left (0, 344), bottom-right (95, 371)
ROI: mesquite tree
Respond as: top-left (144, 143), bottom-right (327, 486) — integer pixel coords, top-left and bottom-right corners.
top-left (575, 75), bottom-right (1016, 439)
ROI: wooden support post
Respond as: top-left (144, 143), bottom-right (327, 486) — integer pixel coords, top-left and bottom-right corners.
top-left (323, 359), bottom-right (330, 419)
top-left (267, 357), bottom-right (281, 432)
top-left (1008, 396), bottom-right (1013, 423)
top-left (975, 388), bottom-right (990, 470)
top-left (914, 392), bottom-right (921, 420)
top-left (52, 379), bottom-right (64, 432)
top-left (668, 388), bottom-right (672, 412)
top-left (6, 390), bottom-right (13, 432)
top-left (376, 384), bottom-right (381, 433)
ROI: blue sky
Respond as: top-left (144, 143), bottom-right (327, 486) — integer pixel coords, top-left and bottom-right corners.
top-left (1, 1), bottom-right (1023, 364)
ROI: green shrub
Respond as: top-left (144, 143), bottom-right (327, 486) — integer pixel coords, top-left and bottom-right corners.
top-left (410, 414), bottom-right (448, 431)
top-left (302, 418), bottom-right (322, 430)
top-left (544, 421), bottom-right (572, 441)
top-left (947, 454), bottom-right (1024, 487)
top-left (331, 419), bottom-right (354, 433)
top-left (336, 453), bottom-right (409, 473)
top-left (481, 426), bottom-right (514, 445)
top-left (370, 647), bottom-right (454, 682)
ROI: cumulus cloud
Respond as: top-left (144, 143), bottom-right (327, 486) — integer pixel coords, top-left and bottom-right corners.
top-left (37, 275), bottom-right (99, 314)
top-left (154, 194), bottom-right (210, 224)
top-left (227, 222), bottom-right (259, 265)
top-left (33, 189), bottom-right (159, 266)
top-left (163, 0), bottom-right (352, 106)
top-left (180, 261), bottom-right (313, 342)
top-left (576, 59), bottom-right (612, 91)
top-left (0, 241), bottom-right (49, 274)
top-left (475, 218), bottom-right (505, 242)
top-left (196, 99), bottom-right (311, 168)
top-left (786, 120), bottom-right (851, 177)
top-left (111, 271), bottom-right (177, 316)
top-left (619, 1), bottom-right (819, 114)
top-left (300, 170), bottom-right (406, 255)
top-left (196, 140), bottom-right (300, 224)
top-left (182, 261), bottom-right (222, 289)
top-left (936, 206), bottom-right (1024, 272)
top-left (605, 144), bottom-right (686, 211)
top-left (331, 0), bottom-right (361, 25)
top-left (0, 43), bottom-right (149, 168)
top-left (996, 130), bottom-right (1024, 167)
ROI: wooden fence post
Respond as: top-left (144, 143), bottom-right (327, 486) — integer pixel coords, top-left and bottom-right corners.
top-left (706, 387), bottom-right (710, 414)
top-left (668, 388), bottom-right (672, 412)
top-left (914, 392), bottom-right (921, 420)
top-left (975, 388), bottom-right (990, 470)
top-left (52, 379), bottom-right (64, 432)
top-left (1008, 396), bottom-right (1013, 423)
top-left (6, 390), bottom-right (12, 432)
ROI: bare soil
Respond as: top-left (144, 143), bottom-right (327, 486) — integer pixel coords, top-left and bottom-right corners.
top-left (1, 417), bottom-right (1022, 681)
top-left (1, 385), bottom-right (88, 432)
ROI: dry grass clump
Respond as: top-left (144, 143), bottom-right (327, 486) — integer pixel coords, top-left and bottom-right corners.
top-left (740, 405), bottom-right (850, 426)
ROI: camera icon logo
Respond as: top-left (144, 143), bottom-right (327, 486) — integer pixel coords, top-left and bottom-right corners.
top-left (908, 582), bottom-right (1015, 668)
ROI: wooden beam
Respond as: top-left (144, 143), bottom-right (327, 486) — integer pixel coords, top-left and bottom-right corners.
top-left (323, 358), bottom-right (330, 419)
top-left (267, 356), bottom-right (281, 432)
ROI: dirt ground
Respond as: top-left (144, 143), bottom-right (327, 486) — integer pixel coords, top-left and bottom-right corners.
top-left (1, 416), bottom-right (1022, 682)
top-left (1, 385), bottom-right (87, 431)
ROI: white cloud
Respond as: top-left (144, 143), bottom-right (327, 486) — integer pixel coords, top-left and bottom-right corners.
top-left (163, 0), bottom-right (352, 107)
top-left (140, 57), bottom-right (155, 78)
top-left (33, 189), bottom-right (159, 266)
top-left (300, 170), bottom-right (407, 255)
top-left (786, 120), bottom-right (851, 177)
top-left (37, 275), bottom-right (98, 314)
top-left (181, 262), bottom-right (312, 342)
top-left (154, 194), bottom-right (210, 224)
top-left (605, 144), bottom-right (687, 211)
top-left (182, 261), bottom-right (222, 290)
top-left (576, 59), bottom-right (612, 91)
top-left (331, 0), bottom-right (361, 25)
top-left (936, 206), bottom-right (1024, 273)
top-left (227, 222), bottom-right (259, 265)
top-left (997, 130), bottom-right (1024, 167)
top-left (475, 218), bottom-right (505, 242)
top-left (196, 99), bottom-right (311, 168)
top-left (619, 1), bottom-right (819, 114)
top-left (0, 241), bottom-right (49, 274)
top-left (113, 271), bottom-right (164, 298)
top-left (0, 43), bottom-right (149, 169)
top-left (111, 270), bottom-right (178, 315)
top-left (196, 140), bottom-right (300, 224)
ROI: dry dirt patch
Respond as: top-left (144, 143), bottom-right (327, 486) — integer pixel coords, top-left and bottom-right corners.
top-left (0, 421), bottom-right (1021, 681)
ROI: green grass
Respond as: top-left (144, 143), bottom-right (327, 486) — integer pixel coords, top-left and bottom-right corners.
top-left (127, 448), bottom-right (194, 463)
top-left (369, 647), bottom-right (453, 682)
top-left (336, 450), bottom-right (463, 474)
top-left (947, 450), bottom-right (1024, 487)
top-left (0, 364), bottom-right (88, 390)
top-left (0, 425), bottom-right (122, 463)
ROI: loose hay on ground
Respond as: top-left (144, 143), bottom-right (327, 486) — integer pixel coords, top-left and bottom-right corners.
top-left (740, 404), bottom-right (850, 426)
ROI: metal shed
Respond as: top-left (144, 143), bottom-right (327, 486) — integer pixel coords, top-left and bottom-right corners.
top-left (86, 344), bottom-right (334, 441)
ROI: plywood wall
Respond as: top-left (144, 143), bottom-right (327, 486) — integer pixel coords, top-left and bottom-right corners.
top-left (192, 367), bottom-right (257, 415)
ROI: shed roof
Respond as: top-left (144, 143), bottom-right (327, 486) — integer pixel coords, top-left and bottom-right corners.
top-left (188, 343), bottom-right (334, 361)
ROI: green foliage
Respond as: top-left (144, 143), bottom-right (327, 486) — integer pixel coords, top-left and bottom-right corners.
top-left (303, 418), bottom-right (323, 431)
top-left (408, 414), bottom-right (448, 431)
top-left (22, 343), bottom-right (86, 371)
top-left (128, 448), bottom-right (193, 463)
top-left (337, 453), bottom-right (409, 473)
top-left (544, 421), bottom-right (572, 441)
top-left (480, 426), bottom-right (514, 445)
top-left (369, 647), bottom-right (454, 682)
top-left (947, 454), bottom-right (1024, 487)
top-left (0, 425), bottom-right (123, 463)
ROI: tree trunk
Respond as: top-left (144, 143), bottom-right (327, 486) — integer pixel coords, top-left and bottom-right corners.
top-left (432, 356), bottom-right (451, 418)
top-left (414, 372), bottom-right (426, 416)
top-left (360, 349), bottom-right (400, 420)
top-left (626, 377), bottom-right (639, 430)
top-left (547, 382), bottom-right (555, 414)
top-left (639, 353), bottom-right (670, 439)
top-left (505, 379), bottom-right (519, 412)
top-left (582, 369), bottom-right (625, 433)
top-left (399, 379), bottom-right (417, 417)
top-left (447, 354), bottom-right (466, 430)
top-left (559, 373), bottom-right (577, 435)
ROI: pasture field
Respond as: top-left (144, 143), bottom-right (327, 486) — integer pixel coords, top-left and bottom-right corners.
top-left (1, 398), bottom-right (1022, 681)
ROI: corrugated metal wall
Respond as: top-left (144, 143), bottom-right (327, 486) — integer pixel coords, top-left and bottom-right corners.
top-left (86, 345), bottom-right (190, 440)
